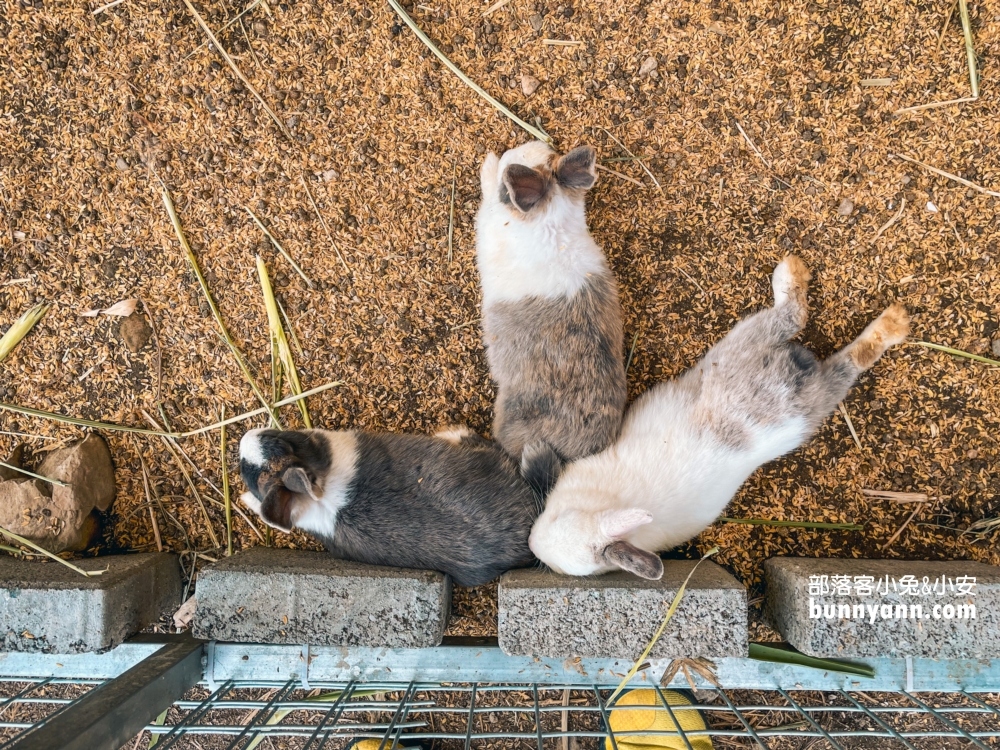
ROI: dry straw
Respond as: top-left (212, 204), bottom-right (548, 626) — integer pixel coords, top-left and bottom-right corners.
top-left (914, 341), bottom-right (1000, 367)
top-left (221, 407), bottom-right (233, 557)
top-left (838, 402), bottom-right (863, 451)
top-left (161, 185), bottom-right (282, 427)
top-left (180, 0), bottom-right (292, 139)
top-left (890, 154), bottom-right (1000, 198)
top-left (0, 526), bottom-right (105, 577)
top-left (447, 163), bottom-right (457, 264)
top-left (720, 518), bottom-right (864, 531)
top-left (0, 382), bottom-right (342, 439)
top-left (300, 175), bottom-right (349, 272)
top-left (0, 303), bottom-right (48, 364)
top-left (386, 0), bottom-right (551, 144)
top-left (184, 0), bottom-right (264, 60)
top-left (607, 546), bottom-right (719, 705)
top-left (256, 255), bottom-right (311, 427)
top-left (601, 128), bottom-right (663, 194)
top-left (958, 0), bottom-right (978, 98)
top-left (245, 207), bottom-right (315, 289)
top-left (0, 461), bottom-right (68, 487)
top-left (143, 412), bottom-right (221, 550)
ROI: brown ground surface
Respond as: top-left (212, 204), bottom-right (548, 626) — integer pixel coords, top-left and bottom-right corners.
top-left (1, 0), bottom-right (998, 638)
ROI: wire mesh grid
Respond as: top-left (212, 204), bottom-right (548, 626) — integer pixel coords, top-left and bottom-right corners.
top-left (2, 679), bottom-right (999, 749)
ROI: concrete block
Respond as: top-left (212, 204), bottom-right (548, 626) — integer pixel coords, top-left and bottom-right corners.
top-left (498, 562), bottom-right (748, 659)
top-left (193, 548), bottom-right (451, 647)
top-left (765, 557), bottom-right (1000, 659)
top-left (0, 553), bottom-right (181, 653)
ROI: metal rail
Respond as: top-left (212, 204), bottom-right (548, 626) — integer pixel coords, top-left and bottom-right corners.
top-left (0, 635), bottom-right (203, 750)
top-left (0, 638), bottom-right (996, 747)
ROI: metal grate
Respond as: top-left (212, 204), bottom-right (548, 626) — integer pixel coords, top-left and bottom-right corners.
top-left (4, 678), bottom-right (999, 748)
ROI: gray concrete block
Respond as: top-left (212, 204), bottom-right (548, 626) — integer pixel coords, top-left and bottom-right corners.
top-left (765, 557), bottom-right (1000, 659)
top-left (498, 562), bottom-right (748, 659)
top-left (193, 548), bottom-right (451, 647)
top-left (0, 553), bottom-right (181, 653)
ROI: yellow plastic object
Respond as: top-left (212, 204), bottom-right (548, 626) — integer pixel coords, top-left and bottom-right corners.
top-left (605, 689), bottom-right (714, 750)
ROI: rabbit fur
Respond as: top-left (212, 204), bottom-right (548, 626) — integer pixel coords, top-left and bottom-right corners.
top-left (239, 426), bottom-right (542, 587)
top-left (528, 256), bottom-right (910, 579)
top-left (476, 141), bottom-right (627, 466)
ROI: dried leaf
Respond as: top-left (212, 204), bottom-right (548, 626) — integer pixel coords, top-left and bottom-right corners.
top-left (100, 298), bottom-right (138, 317)
top-left (81, 299), bottom-right (138, 317)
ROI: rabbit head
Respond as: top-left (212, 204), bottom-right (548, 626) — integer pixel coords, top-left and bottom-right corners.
top-left (480, 141), bottom-right (597, 216)
top-left (239, 428), bottom-right (353, 537)
top-left (528, 504), bottom-right (664, 579)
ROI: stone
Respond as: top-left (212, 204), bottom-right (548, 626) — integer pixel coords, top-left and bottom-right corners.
top-left (639, 56), bottom-right (658, 77)
top-left (765, 557), bottom-right (1000, 659)
top-left (0, 445), bottom-right (25, 481)
top-left (0, 553), bottom-right (181, 653)
top-left (38, 433), bottom-right (115, 513)
top-left (528, 13), bottom-right (543, 31)
top-left (119, 313), bottom-right (152, 352)
top-left (115, 156), bottom-right (129, 171)
top-left (838, 198), bottom-right (854, 216)
top-left (0, 434), bottom-right (117, 553)
top-left (498, 562), bottom-right (748, 659)
top-left (520, 73), bottom-right (541, 97)
top-left (193, 548), bottom-right (451, 647)
top-left (992, 337), bottom-right (1000, 358)
top-left (0, 434), bottom-right (113, 552)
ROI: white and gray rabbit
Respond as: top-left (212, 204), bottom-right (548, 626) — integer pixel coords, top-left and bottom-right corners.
top-left (529, 256), bottom-right (910, 579)
top-left (476, 141), bottom-right (626, 471)
top-left (239, 426), bottom-right (541, 587)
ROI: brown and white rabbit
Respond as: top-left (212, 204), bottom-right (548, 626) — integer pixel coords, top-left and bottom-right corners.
top-left (476, 141), bottom-right (626, 471)
top-left (529, 257), bottom-right (910, 579)
top-left (239, 426), bottom-right (542, 587)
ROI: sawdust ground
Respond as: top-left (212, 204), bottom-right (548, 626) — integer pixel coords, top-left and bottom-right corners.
top-left (1, 0), bottom-right (998, 639)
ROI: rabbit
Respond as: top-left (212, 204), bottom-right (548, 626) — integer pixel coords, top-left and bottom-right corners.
top-left (476, 141), bottom-right (627, 468)
top-left (238, 425), bottom-right (544, 587)
top-left (529, 256), bottom-right (910, 579)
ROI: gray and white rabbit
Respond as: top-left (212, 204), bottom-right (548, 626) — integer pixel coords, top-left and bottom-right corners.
top-left (529, 256), bottom-right (909, 579)
top-left (239, 426), bottom-right (541, 587)
top-left (476, 141), bottom-right (626, 470)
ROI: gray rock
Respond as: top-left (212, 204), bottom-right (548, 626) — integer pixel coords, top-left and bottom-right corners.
top-left (498, 562), bottom-right (748, 659)
top-left (528, 13), bottom-right (543, 31)
top-left (0, 553), bottom-right (181, 653)
top-left (838, 198), bottom-right (854, 216)
top-left (193, 548), bottom-right (451, 647)
top-left (765, 557), bottom-right (1000, 658)
top-left (992, 337), bottom-right (1000, 358)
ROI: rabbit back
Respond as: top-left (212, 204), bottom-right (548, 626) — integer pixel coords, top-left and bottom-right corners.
top-left (327, 432), bottom-right (538, 587)
top-left (485, 273), bottom-right (626, 461)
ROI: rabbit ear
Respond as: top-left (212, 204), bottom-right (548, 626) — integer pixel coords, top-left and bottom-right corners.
top-left (259, 483), bottom-right (296, 532)
top-left (555, 145), bottom-right (596, 190)
top-left (282, 466), bottom-right (316, 498)
top-left (502, 164), bottom-right (551, 212)
top-left (597, 508), bottom-right (653, 539)
top-left (602, 540), bottom-right (664, 580)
